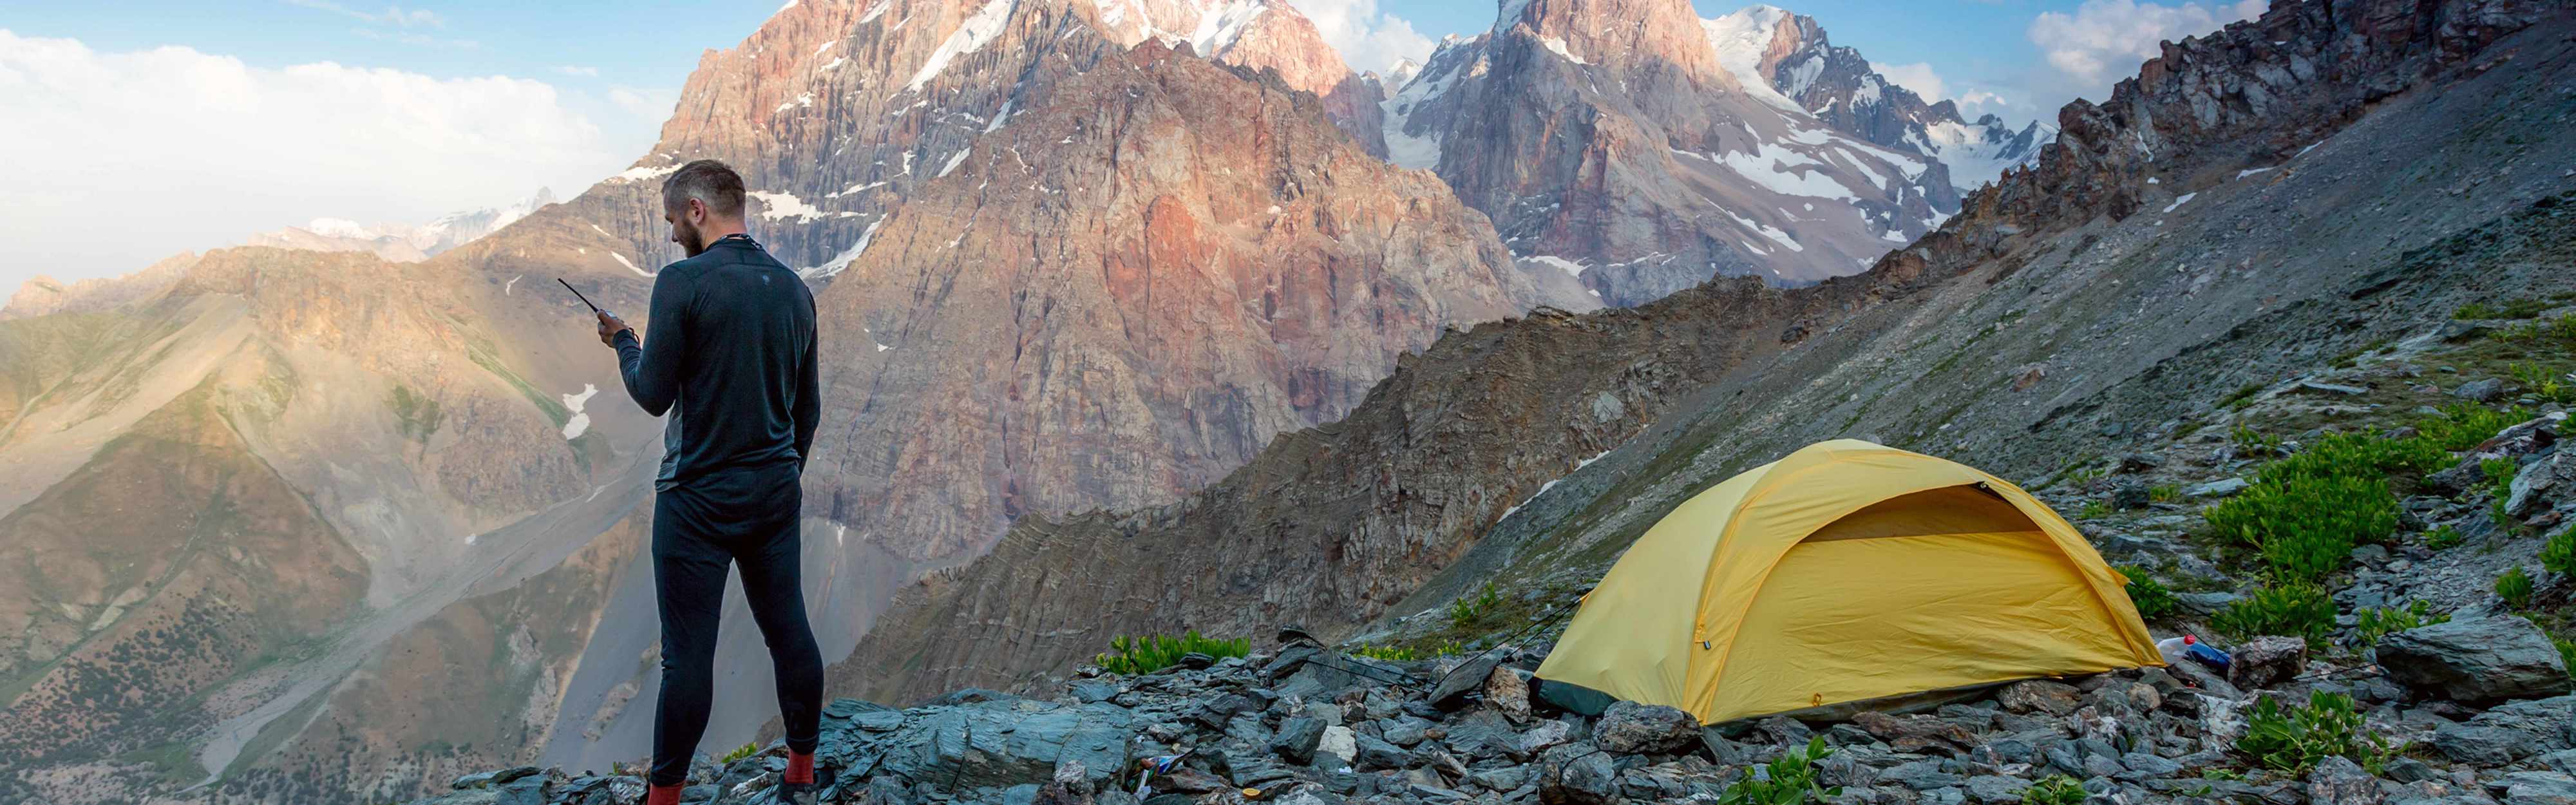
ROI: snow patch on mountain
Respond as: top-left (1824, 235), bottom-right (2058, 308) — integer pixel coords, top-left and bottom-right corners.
top-left (748, 191), bottom-right (828, 222)
top-left (560, 384), bottom-right (599, 440)
top-left (1701, 6), bottom-right (1802, 112)
top-left (805, 216), bottom-right (889, 279)
top-left (1186, 0), bottom-right (1268, 56)
top-left (614, 164), bottom-right (680, 183)
top-left (906, 0), bottom-right (1015, 93)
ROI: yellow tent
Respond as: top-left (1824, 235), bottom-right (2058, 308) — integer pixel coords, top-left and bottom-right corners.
top-left (1536, 439), bottom-right (2160, 724)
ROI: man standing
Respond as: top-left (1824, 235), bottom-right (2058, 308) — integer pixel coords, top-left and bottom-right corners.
top-left (594, 159), bottom-right (826, 805)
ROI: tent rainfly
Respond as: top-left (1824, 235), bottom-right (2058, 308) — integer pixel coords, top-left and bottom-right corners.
top-left (1536, 439), bottom-right (2161, 724)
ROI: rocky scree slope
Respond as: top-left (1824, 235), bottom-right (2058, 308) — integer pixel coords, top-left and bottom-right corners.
top-left (404, 594), bottom-right (2576, 805)
top-left (827, 0), bottom-right (2576, 709)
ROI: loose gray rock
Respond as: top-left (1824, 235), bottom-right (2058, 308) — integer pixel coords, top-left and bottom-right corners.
top-left (1964, 775), bottom-right (2025, 802)
top-left (2432, 723), bottom-right (2528, 765)
top-left (2378, 616), bottom-right (2573, 703)
top-left (1538, 745), bottom-right (1618, 805)
top-left (1351, 734), bottom-right (1413, 772)
top-left (1519, 719), bottom-right (1576, 760)
top-left (2187, 477), bottom-right (2251, 498)
top-left (2306, 755), bottom-right (2382, 805)
top-left (1998, 680), bottom-right (2082, 715)
top-left (2229, 636), bottom-right (2309, 689)
top-left (1593, 701), bottom-right (1699, 755)
top-left (1428, 652), bottom-right (1504, 711)
top-left (2504, 772), bottom-right (2576, 805)
top-left (1485, 666), bottom-right (1534, 724)
top-left (1274, 717), bottom-right (1325, 765)
top-left (2455, 378), bottom-right (2508, 402)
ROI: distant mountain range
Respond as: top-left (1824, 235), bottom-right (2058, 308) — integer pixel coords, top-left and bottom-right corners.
top-left (1, 188), bottom-right (558, 320)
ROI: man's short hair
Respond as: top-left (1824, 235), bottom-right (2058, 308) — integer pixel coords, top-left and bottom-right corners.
top-left (663, 159), bottom-right (747, 219)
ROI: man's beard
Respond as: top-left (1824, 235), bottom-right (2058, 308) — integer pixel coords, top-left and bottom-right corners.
top-left (676, 218), bottom-right (708, 257)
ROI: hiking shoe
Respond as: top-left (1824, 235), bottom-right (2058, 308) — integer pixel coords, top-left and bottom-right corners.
top-left (775, 765), bottom-right (833, 805)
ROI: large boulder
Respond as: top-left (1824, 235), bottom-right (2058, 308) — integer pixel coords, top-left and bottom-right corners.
top-left (2376, 616), bottom-right (2573, 703)
top-left (1593, 701), bottom-right (1700, 754)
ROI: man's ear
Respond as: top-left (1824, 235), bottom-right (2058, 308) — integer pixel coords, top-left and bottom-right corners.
top-left (690, 197), bottom-right (712, 224)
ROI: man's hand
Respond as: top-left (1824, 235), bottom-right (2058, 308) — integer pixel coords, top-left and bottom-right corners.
top-left (596, 311), bottom-right (631, 347)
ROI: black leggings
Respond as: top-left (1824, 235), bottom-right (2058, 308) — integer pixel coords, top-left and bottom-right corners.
top-left (649, 465), bottom-right (822, 787)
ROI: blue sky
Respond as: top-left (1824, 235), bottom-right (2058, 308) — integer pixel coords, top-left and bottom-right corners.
top-left (1, 0), bottom-right (2264, 289)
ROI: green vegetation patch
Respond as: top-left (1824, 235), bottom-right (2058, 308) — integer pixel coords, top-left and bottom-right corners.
top-left (1094, 631), bottom-right (1249, 676)
top-left (2235, 691), bottom-right (2397, 775)
top-left (388, 383), bottom-right (442, 442)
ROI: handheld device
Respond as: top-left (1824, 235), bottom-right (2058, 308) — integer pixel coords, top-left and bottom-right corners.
top-left (557, 278), bottom-right (604, 316)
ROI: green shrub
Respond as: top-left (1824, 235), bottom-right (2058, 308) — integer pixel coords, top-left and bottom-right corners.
top-left (2555, 637), bottom-right (2576, 682)
top-left (2486, 458), bottom-right (2523, 531)
top-left (2259, 431), bottom-right (2447, 484)
top-left (2547, 529), bottom-right (2576, 578)
top-left (2018, 775), bottom-right (2087, 805)
top-left (2214, 583), bottom-right (2336, 645)
top-left (1449, 583), bottom-right (1506, 629)
top-left (2354, 601), bottom-right (2448, 646)
top-left (2424, 524), bottom-right (2464, 550)
top-left (2512, 363), bottom-right (2573, 405)
top-left (2221, 383), bottom-right (2266, 410)
top-left (2117, 566), bottom-right (2180, 620)
top-left (2237, 691), bottom-right (2395, 774)
top-left (1349, 641), bottom-right (1462, 662)
top-left (2204, 430), bottom-right (2429, 581)
top-left (719, 741), bottom-right (762, 764)
top-left (1718, 737), bottom-right (1841, 805)
top-left (1094, 631), bottom-right (1250, 676)
top-left (2455, 298), bottom-right (2552, 320)
top-left (2230, 424), bottom-right (2282, 457)
top-left (2205, 474), bottom-right (2398, 581)
top-left (2079, 499), bottom-right (2112, 520)
top-left (2415, 403), bottom-right (2532, 452)
top-left (2498, 567), bottom-right (2535, 609)
top-left (2148, 484), bottom-right (2183, 504)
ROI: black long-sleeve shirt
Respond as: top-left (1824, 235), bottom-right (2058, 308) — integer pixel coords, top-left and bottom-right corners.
top-left (612, 235), bottom-right (820, 491)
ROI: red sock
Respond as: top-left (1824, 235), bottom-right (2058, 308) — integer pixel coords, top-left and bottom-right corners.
top-left (785, 750), bottom-right (815, 786)
top-left (646, 782), bottom-right (684, 805)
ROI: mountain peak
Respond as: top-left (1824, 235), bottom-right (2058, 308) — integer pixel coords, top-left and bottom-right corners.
top-left (1501, 0), bottom-right (1729, 87)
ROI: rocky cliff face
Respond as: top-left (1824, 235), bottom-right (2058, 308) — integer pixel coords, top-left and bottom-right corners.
top-left (828, 0), bottom-right (2576, 708)
top-left (798, 32), bottom-right (1589, 563)
top-left (1385, 0), bottom-right (1958, 305)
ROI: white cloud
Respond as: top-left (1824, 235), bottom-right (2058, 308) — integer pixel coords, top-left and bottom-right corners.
top-left (0, 30), bottom-right (634, 290)
top-left (2029, 0), bottom-right (2266, 95)
top-left (609, 85), bottom-right (676, 120)
top-left (1289, 0), bottom-right (1436, 75)
top-left (1871, 61), bottom-right (1947, 104)
top-left (1871, 61), bottom-right (2014, 120)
